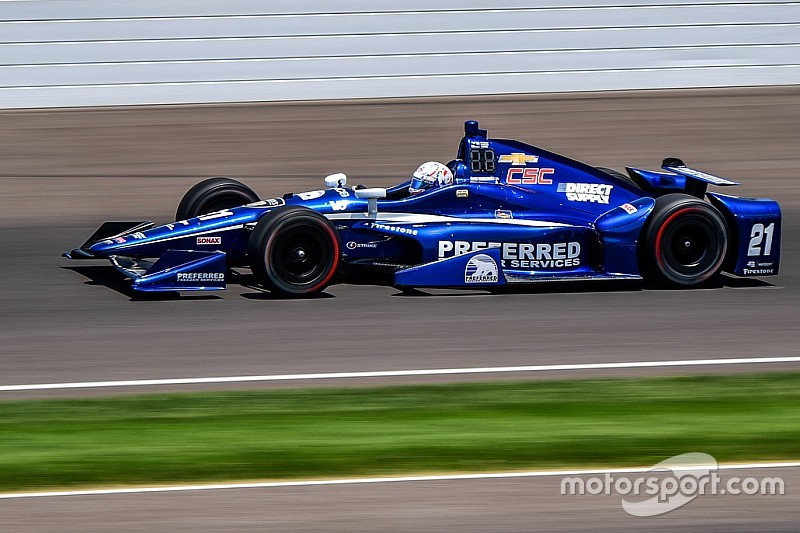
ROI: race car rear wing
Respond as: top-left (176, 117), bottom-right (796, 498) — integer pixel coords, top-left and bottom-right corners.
top-left (626, 158), bottom-right (738, 198)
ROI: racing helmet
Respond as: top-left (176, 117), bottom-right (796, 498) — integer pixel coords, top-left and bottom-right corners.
top-left (409, 161), bottom-right (454, 195)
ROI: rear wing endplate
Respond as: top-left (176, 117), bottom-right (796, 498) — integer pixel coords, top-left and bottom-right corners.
top-left (662, 157), bottom-right (738, 198)
top-left (662, 157), bottom-right (738, 187)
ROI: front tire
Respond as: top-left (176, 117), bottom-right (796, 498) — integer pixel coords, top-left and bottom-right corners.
top-left (176, 177), bottom-right (259, 221)
top-left (248, 206), bottom-right (341, 297)
top-left (640, 194), bottom-right (728, 287)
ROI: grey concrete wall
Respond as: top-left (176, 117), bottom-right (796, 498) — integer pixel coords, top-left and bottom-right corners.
top-left (0, 1), bottom-right (798, 108)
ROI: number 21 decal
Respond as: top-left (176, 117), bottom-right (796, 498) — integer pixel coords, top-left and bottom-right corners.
top-left (748, 222), bottom-right (775, 256)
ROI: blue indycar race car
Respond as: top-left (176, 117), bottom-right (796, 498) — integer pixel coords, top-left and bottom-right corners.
top-left (64, 120), bottom-right (781, 297)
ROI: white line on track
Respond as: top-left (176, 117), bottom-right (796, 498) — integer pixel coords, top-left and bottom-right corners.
top-left (2, 462), bottom-right (799, 500)
top-left (1, 356), bottom-right (800, 392)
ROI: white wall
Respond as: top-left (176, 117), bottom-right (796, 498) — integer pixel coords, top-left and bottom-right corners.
top-left (1, 0), bottom-right (798, 108)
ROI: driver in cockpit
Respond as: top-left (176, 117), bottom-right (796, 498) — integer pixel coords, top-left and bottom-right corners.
top-left (408, 161), bottom-right (454, 195)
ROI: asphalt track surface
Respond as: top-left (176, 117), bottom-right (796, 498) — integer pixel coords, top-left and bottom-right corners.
top-left (1, 87), bottom-right (799, 529)
top-left (1, 87), bottom-right (798, 394)
top-left (2, 466), bottom-right (798, 531)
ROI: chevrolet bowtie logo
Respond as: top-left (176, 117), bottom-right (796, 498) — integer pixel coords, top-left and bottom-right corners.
top-left (498, 153), bottom-right (539, 165)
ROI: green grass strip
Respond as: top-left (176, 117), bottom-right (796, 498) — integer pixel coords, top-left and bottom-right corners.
top-left (1, 373), bottom-right (799, 492)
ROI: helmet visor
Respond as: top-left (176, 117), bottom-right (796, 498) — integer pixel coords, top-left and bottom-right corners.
top-left (409, 176), bottom-right (431, 194)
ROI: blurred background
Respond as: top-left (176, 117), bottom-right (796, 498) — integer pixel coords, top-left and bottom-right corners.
top-left (2, 0), bottom-right (798, 223)
top-left (2, 0), bottom-right (798, 107)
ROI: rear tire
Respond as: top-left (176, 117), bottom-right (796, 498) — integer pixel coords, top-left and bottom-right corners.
top-left (248, 206), bottom-right (341, 297)
top-left (640, 193), bottom-right (728, 287)
top-left (176, 177), bottom-right (259, 220)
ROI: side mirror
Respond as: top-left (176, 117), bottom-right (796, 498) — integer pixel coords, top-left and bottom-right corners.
top-left (353, 187), bottom-right (387, 199)
top-left (324, 173), bottom-right (347, 188)
top-left (354, 187), bottom-right (386, 215)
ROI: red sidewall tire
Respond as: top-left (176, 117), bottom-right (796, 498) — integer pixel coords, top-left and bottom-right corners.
top-left (248, 206), bottom-right (341, 297)
top-left (641, 194), bottom-right (728, 288)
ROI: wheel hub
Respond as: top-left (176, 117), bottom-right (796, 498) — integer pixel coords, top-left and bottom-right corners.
top-left (271, 226), bottom-right (331, 283)
top-left (671, 227), bottom-right (708, 267)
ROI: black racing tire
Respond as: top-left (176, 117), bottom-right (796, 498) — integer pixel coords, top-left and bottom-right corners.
top-left (248, 206), bottom-right (341, 297)
top-left (176, 177), bottom-right (259, 221)
top-left (640, 193), bottom-right (729, 288)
